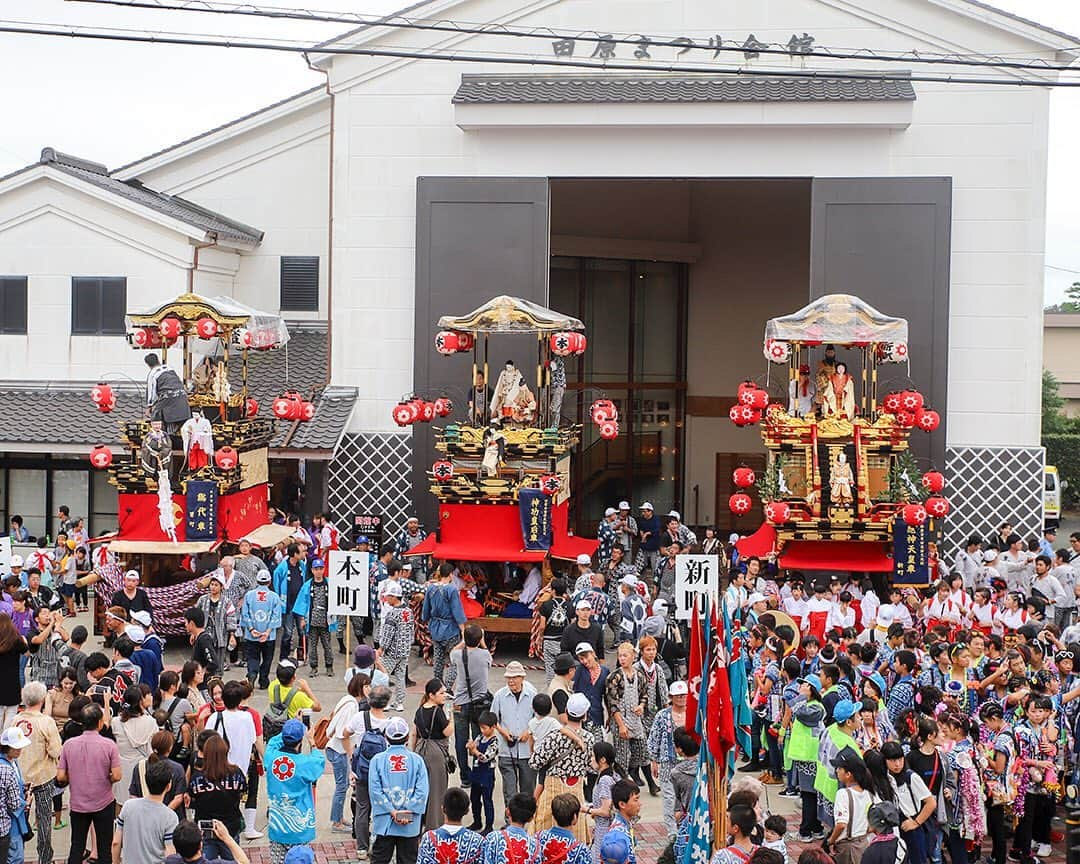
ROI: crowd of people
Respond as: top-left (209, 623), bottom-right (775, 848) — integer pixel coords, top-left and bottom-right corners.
top-left (0, 504), bottom-right (1074, 864)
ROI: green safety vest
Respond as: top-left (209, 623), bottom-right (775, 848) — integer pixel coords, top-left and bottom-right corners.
top-left (783, 700), bottom-right (823, 769)
top-left (813, 724), bottom-right (861, 803)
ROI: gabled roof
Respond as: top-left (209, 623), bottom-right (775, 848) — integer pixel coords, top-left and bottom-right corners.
top-left (29, 149), bottom-right (264, 245)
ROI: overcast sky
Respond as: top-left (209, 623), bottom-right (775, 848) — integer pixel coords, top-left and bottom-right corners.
top-left (3, 0), bottom-right (1079, 304)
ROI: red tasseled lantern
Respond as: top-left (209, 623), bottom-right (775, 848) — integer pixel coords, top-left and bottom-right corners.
top-left (90, 382), bottom-right (113, 406)
top-left (98, 394), bottom-right (117, 414)
top-left (215, 446), bottom-right (238, 471)
top-left (737, 380), bottom-right (757, 402)
top-left (540, 474), bottom-right (561, 495)
top-left (591, 400), bottom-right (617, 424)
top-left (764, 501), bottom-right (791, 524)
top-left (159, 317), bottom-right (182, 340)
top-left (130, 328), bottom-right (162, 349)
top-left (392, 402), bottom-right (415, 427)
top-left (550, 332), bottom-right (574, 357)
top-left (882, 392), bottom-right (903, 414)
top-left (195, 317), bottom-right (219, 339)
top-left (729, 493), bottom-right (753, 515)
top-left (434, 397), bottom-right (453, 418)
top-left (915, 408), bottom-right (940, 433)
top-left (733, 467), bottom-right (756, 488)
top-left (746, 387), bottom-right (769, 410)
top-left (569, 332), bottom-right (587, 355)
top-left (272, 396), bottom-right (293, 420)
top-left (729, 405), bottom-right (744, 426)
top-left (902, 503), bottom-right (928, 526)
top-left (894, 410), bottom-right (915, 429)
top-left (456, 332), bottom-right (475, 352)
top-left (598, 420), bottom-right (619, 440)
top-left (737, 405), bottom-right (762, 425)
top-left (418, 401), bottom-right (436, 422)
top-left (88, 445), bottom-right (113, 469)
top-left (432, 460), bottom-right (454, 481)
top-left (900, 390), bottom-right (924, 413)
top-left (435, 331), bottom-right (461, 355)
top-left (921, 471), bottom-right (945, 494)
top-left (245, 398), bottom-right (259, 418)
top-left (299, 401), bottom-right (316, 422)
top-left (925, 496), bottom-right (950, 518)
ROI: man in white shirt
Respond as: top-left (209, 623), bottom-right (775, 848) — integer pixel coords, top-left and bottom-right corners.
top-left (999, 534), bottom-right (1034, 593)
top-left (954, 537), bottom-right (983, 593)
top-left (1051, 550), bottom-right (1078, 630)
top-left (205, 681), bottom-right (259, 789)
top-left (1031, 555), bottom-right (1068, 623)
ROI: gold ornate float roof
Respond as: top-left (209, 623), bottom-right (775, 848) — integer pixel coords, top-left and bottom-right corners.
top-left (437, 295), bottom-right (584, 333)
top-left (764, 293), bottom-right (908, 346)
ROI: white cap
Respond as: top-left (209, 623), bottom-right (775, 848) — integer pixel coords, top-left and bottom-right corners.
top-left (124, 569), bottom-right (140, 581)
top-left (406, 516), bottom-right (419, 525)
top-left (278, 658), bottom-right (297, 670)
top-left (9, 555), bottom-right (22, 568)
top-left (575, 554), bottom-right (592, 565)
top-left (401, 563), bottom-right (413, 572)
top-left (668, 510), bottom-right (681, 520)
top-left (385, 717), bottom-right (410, 741)
top-left (574, 641), bottom-right (595, 656)
top-left (566, 693), bottom-right (591, 718)
top-left (982, 549), bottom-right (999, 563)
top-left (669, 681), bottom-right (689, 696)
top-left (619, 574), bottom-right (638, 588)
top-left (125, 625), bottom-right (146, 644)
top-left (383, 581), bottom-right (403, 597)
top-left (640, 502), bottom-right (653, 511)
top-left (575, 599), bottom-right (593, 611)
top-left (618, 501), bottom-right (630, 510)
top-left (131, 610), bottom-right (152, 627)
top-left (208, 572), bottom-right (225, 586)
top-left (748, 592), bottom-right (767, 606)
top-left (0, 727), bottom-right (31, 749)
top-left (728, 533), bottom-right (740, 544)
top-left (604, 507), bottom-right (617, 517)
top-left (652, 598), bottom-right (668, 612)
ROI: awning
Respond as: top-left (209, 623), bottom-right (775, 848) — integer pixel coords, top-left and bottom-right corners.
top-left (108, 539), bottom-right (219, 555)
top-left (438, 295), bottom-right (584, 333)
top-left (550, 501), bottom-right (598, 561)
top-left (401, 535), bottom-right (437, 557)
top-left (238, 523), bottom-right (296, 549)
top-left (736, 523), bottom-right (777, 559)
top-left (778, 540), bottom-right (894, 573)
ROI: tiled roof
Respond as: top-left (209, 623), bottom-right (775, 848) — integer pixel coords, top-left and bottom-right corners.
top-left (452, 74), bottom-right (917, 105)
top-left (0, 323), bottom-right (354, 455)
top-left (37, 149), bottom-right (264, 245)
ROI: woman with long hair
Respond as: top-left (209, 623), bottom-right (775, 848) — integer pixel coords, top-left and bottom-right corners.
top-left (180, 660), bottom-right (206, 714)
top-left (323, 672), bottom-right (365, 835)
top-left (195, 677), bottom-right (225, 730)
top-left (940, 712), bottom-right (985, 864)
top-left (828, 752), bottom-right (875, 864)
top-left (186, 733), bottom-right (247, 860)
top-left (411, 677), bottom-right (453, 831)
top-left (588, 741), bottom-right (626, 863)
top-left (0, 613), bottom-right (28, 728)
top-left (45, 668), bottom-right (81, 723)
top-left (128, 730), bottom-right (187, 811)
top-left (112, 685), bottom-right (157, 806)
top-left (906, 716), bottom-right (947, 864)
top-left (155, 670), bottom-right (193, 764)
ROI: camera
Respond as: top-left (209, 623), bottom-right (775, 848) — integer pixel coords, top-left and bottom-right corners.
top-left (198, 820), bottom-right (215, 840)
top-left (507, 736), bottom-right (518, 748)
top-left (300, 708), bottom-right (312, 729)
top-left (88, 684), bottom-right (110, 706)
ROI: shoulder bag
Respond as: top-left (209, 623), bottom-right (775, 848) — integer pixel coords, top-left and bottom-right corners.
top-left (418, 704), bottom-right (456, 775)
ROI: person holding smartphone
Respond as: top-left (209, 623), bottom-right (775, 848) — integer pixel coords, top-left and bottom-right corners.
top-left (164, 819), bottom-right (250, 864)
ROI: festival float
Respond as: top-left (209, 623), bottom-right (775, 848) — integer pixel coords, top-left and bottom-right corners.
top-left (84, 293), bottom-right (298, 635)
top-left (401, 295), bottom-right (598, 643)
top-left (730, 294), bottom-right (944, 584)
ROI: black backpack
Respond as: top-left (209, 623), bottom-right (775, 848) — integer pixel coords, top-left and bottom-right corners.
top-left (263, 685), bottom-right (298, 741)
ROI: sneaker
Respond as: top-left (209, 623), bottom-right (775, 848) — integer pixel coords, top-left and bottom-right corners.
top-left (310, 668), bottom-right (319, 678)
top-left (760, 772), bottom-right (784, 785)
top-left (241, 827), bottom-right (263, 840)
top-left (331, 823), bottom-right (352, 834)
top-left (356, 850), bottom-right (369, 861)
top-left (1035, 844), bottom-right (1052, 858)
top-left (779, 788), bottom-right (800, 798)
top-left (737, 761), bottom-right (762, 773)
top-left (392, 703), bottom-right (405, 712)
top-left (811, 830), bottom-right (827, 841)
top-left (795, 834), bottom-right (814, 843)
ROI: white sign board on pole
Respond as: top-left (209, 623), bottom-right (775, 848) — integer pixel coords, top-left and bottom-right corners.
top-left (327, 550), bottom-right (371, 617)
top-left (674, 554), bottom-right (720, 621)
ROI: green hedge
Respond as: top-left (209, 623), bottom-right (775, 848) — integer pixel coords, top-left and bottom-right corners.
top-left (1043, 434), bottom-right (1080, 509)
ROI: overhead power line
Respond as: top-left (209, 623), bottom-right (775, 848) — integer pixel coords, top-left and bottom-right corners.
top-left (8, 21), bottom-right (1080, 87)
top-left (66, 0), bottom-right (1080, 75)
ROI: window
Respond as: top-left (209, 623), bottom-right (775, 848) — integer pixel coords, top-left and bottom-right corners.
top-left (71, 277), bottom-right (126, 335)
top-left (280, 256), bottom-right (319, 311)
top-left (0, 278), bottom-right (27, 334)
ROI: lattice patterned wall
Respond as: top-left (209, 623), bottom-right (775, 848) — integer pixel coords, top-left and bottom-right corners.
top-left (944, 446), bottom-right (1044, 555)
top-left (328, 433), bottom-right (414, 539)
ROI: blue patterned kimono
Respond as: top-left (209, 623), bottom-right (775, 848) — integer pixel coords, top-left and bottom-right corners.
top-left (417, 825), bottom-right (485, 864)
top-left (481, 825), bottom-right (538, 864)
top-left (369, 745), bottom-right (430, 838)
top-left (604, 814), bottom-right (637, 864)
top-left (263, 735), bottom-right (325, 845)
top-left (537, 826), bottom-right (593, 864)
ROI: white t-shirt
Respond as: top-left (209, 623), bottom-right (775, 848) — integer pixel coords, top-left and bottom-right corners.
top-left (327, 695), bottom-right (360, 754)
top-left (207, 709), bottom-right (257, 771)
top-left (833, 786), bottom-right (876, 838)
top-left (889, 771), bottom-right (932, 819)
top-left (345, 710), bottom-right (389, 742)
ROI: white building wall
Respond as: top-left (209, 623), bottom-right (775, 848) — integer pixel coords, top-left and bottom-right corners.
top-left (323, 0), bottom-right (1053, 449)
top-left (125, 94), bottom-right (331, 319)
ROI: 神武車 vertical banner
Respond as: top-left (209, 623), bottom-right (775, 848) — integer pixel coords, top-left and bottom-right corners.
top-left (519, 488), bottom-right (553, 551)
top-left (893, 519), bottom-right (929, 584)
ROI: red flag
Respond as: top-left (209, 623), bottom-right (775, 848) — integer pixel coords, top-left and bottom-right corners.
top-left (685, 595), bottom-right (703, 739)
top-left (708, 603), bottom-right (736, 761)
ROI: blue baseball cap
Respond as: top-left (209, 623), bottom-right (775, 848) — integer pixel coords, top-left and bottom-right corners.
top-left (356, 535), bottom-right (370, 545)
top-left (600, 833), bottom-right (632, 864)
top-left (282, 718), bottom-right (306, 743)
top-left (800, 673), bottom-right (822, 693)
top-left (284, 848), bottom-right (315, 864)
top-left (311, 558), bottom-right (325, 569)
top-left (865, 673), bottom-right (888, 697)
top-left (833, 699), bottom-right (858, 723)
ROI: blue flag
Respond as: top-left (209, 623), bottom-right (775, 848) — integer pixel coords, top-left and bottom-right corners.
top-left (683, 599), bottom-right (714, 864)
top-left (722, 596), bottom-right (753, 764)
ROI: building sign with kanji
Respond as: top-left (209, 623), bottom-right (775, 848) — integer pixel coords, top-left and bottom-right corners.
top-left (328, 550), bottom-right (372, 616)
top-left (185, 481), bottom-right (218, 541)
top-left (352, 513), bottom-right (383, 554)
top-left (550, 32), bottom-right (816, 61)
top-left (519, 488), bottom-right (553, 551)
top-left (892, 520), bottom-right (929, 585)
top-left (674, 554), bottom-right (720, 621)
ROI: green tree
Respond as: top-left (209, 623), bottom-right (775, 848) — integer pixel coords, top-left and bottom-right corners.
top-left (1043, 369), bottom-right (1080, 435)
top-left (1046, 281), bottom-right (1080, 313)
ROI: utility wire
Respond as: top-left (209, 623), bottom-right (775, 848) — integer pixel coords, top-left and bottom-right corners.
top-left (66, 0), bottom-right (1080, 74)
top-left (8, 21), bottom-right (1080, 86)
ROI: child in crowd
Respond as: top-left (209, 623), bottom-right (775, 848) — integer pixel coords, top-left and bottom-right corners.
top-left (527, 693), bottom-right (563, 790)
top-left (763, 814), bottom-right (792, 864)
top-left (467, 710), bottom-right (499, 835)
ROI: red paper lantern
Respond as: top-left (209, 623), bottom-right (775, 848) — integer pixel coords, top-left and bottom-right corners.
top-left (90, 382), bottom-right (113, 406)
top-left (159, 317), bottom-right (182, 340)
top-left (299, 401), bottom-right (316, 422)
top-left (432, 460), bottom-right (454, 481)
top-left (882, 392), bottom-right (903, 414)
top-left (195, 317), bottom-right (219, 339)
top-left (902, 503), bottom-right (928, 526)
top-left (215, 446), bottom-right (238, 471)
top-left (457, 332), bottom-right (475, 352)
top-left (435, 331), bottom-right (462, 355)
top-left (417, 401), bottom-right (436, 422)
top-left (729, 493), bottom-right (753, 515)
top-left (571, 333), bottom-right (587, 355)
top-left (130, 328), bottom-right (162, 349)
top-left (245, 398), bottom-right (259, 418)
top-left (540, 474), bottom-right (561, 495)
top-left (737, 405), bottom-right (762, 425)
top-left (733, 467), bottom-right (756, 488)
top-left (915, 408), bottom-right (940, 433)
top-left (764, 501), bottom-right (791, 524)
top-left (590, 400), bottom-right (617, 424)
top-left (98, 394), bottom-right (116, 414)
top-left (748, 388), bottom-right (769, 410)
top-left (392, 401), bottom-right (415, 427)
top-left (550, 332), bottom-right (574, 357)
top-left (272, 396), bottom-right (293, 419)
top-left (900, 390), bottom-right (924, 413)
top-left (729, 405), bottom-right (745, 426)
top-left (88, 445), bottom-right (113, 469)
top-left (598, 420), bottom-right (619, 440)
top-left (737, 381), bottom-right (757, 402)
top-left (434, 397), bottom-right (453, 418)
top-left (894, 410), bottom-right (915, 429)
top-left (235, 328), bottom-right (253, 348)
top-left (925, 496), bottom-right (951, 518)
top-left (921, 471), bottom-right (945, 494)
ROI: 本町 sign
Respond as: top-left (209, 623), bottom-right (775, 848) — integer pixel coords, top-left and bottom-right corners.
top-left (328, 550), bottom-right (372, 616)
top-left (674, 554), bottom-right (720, 621)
